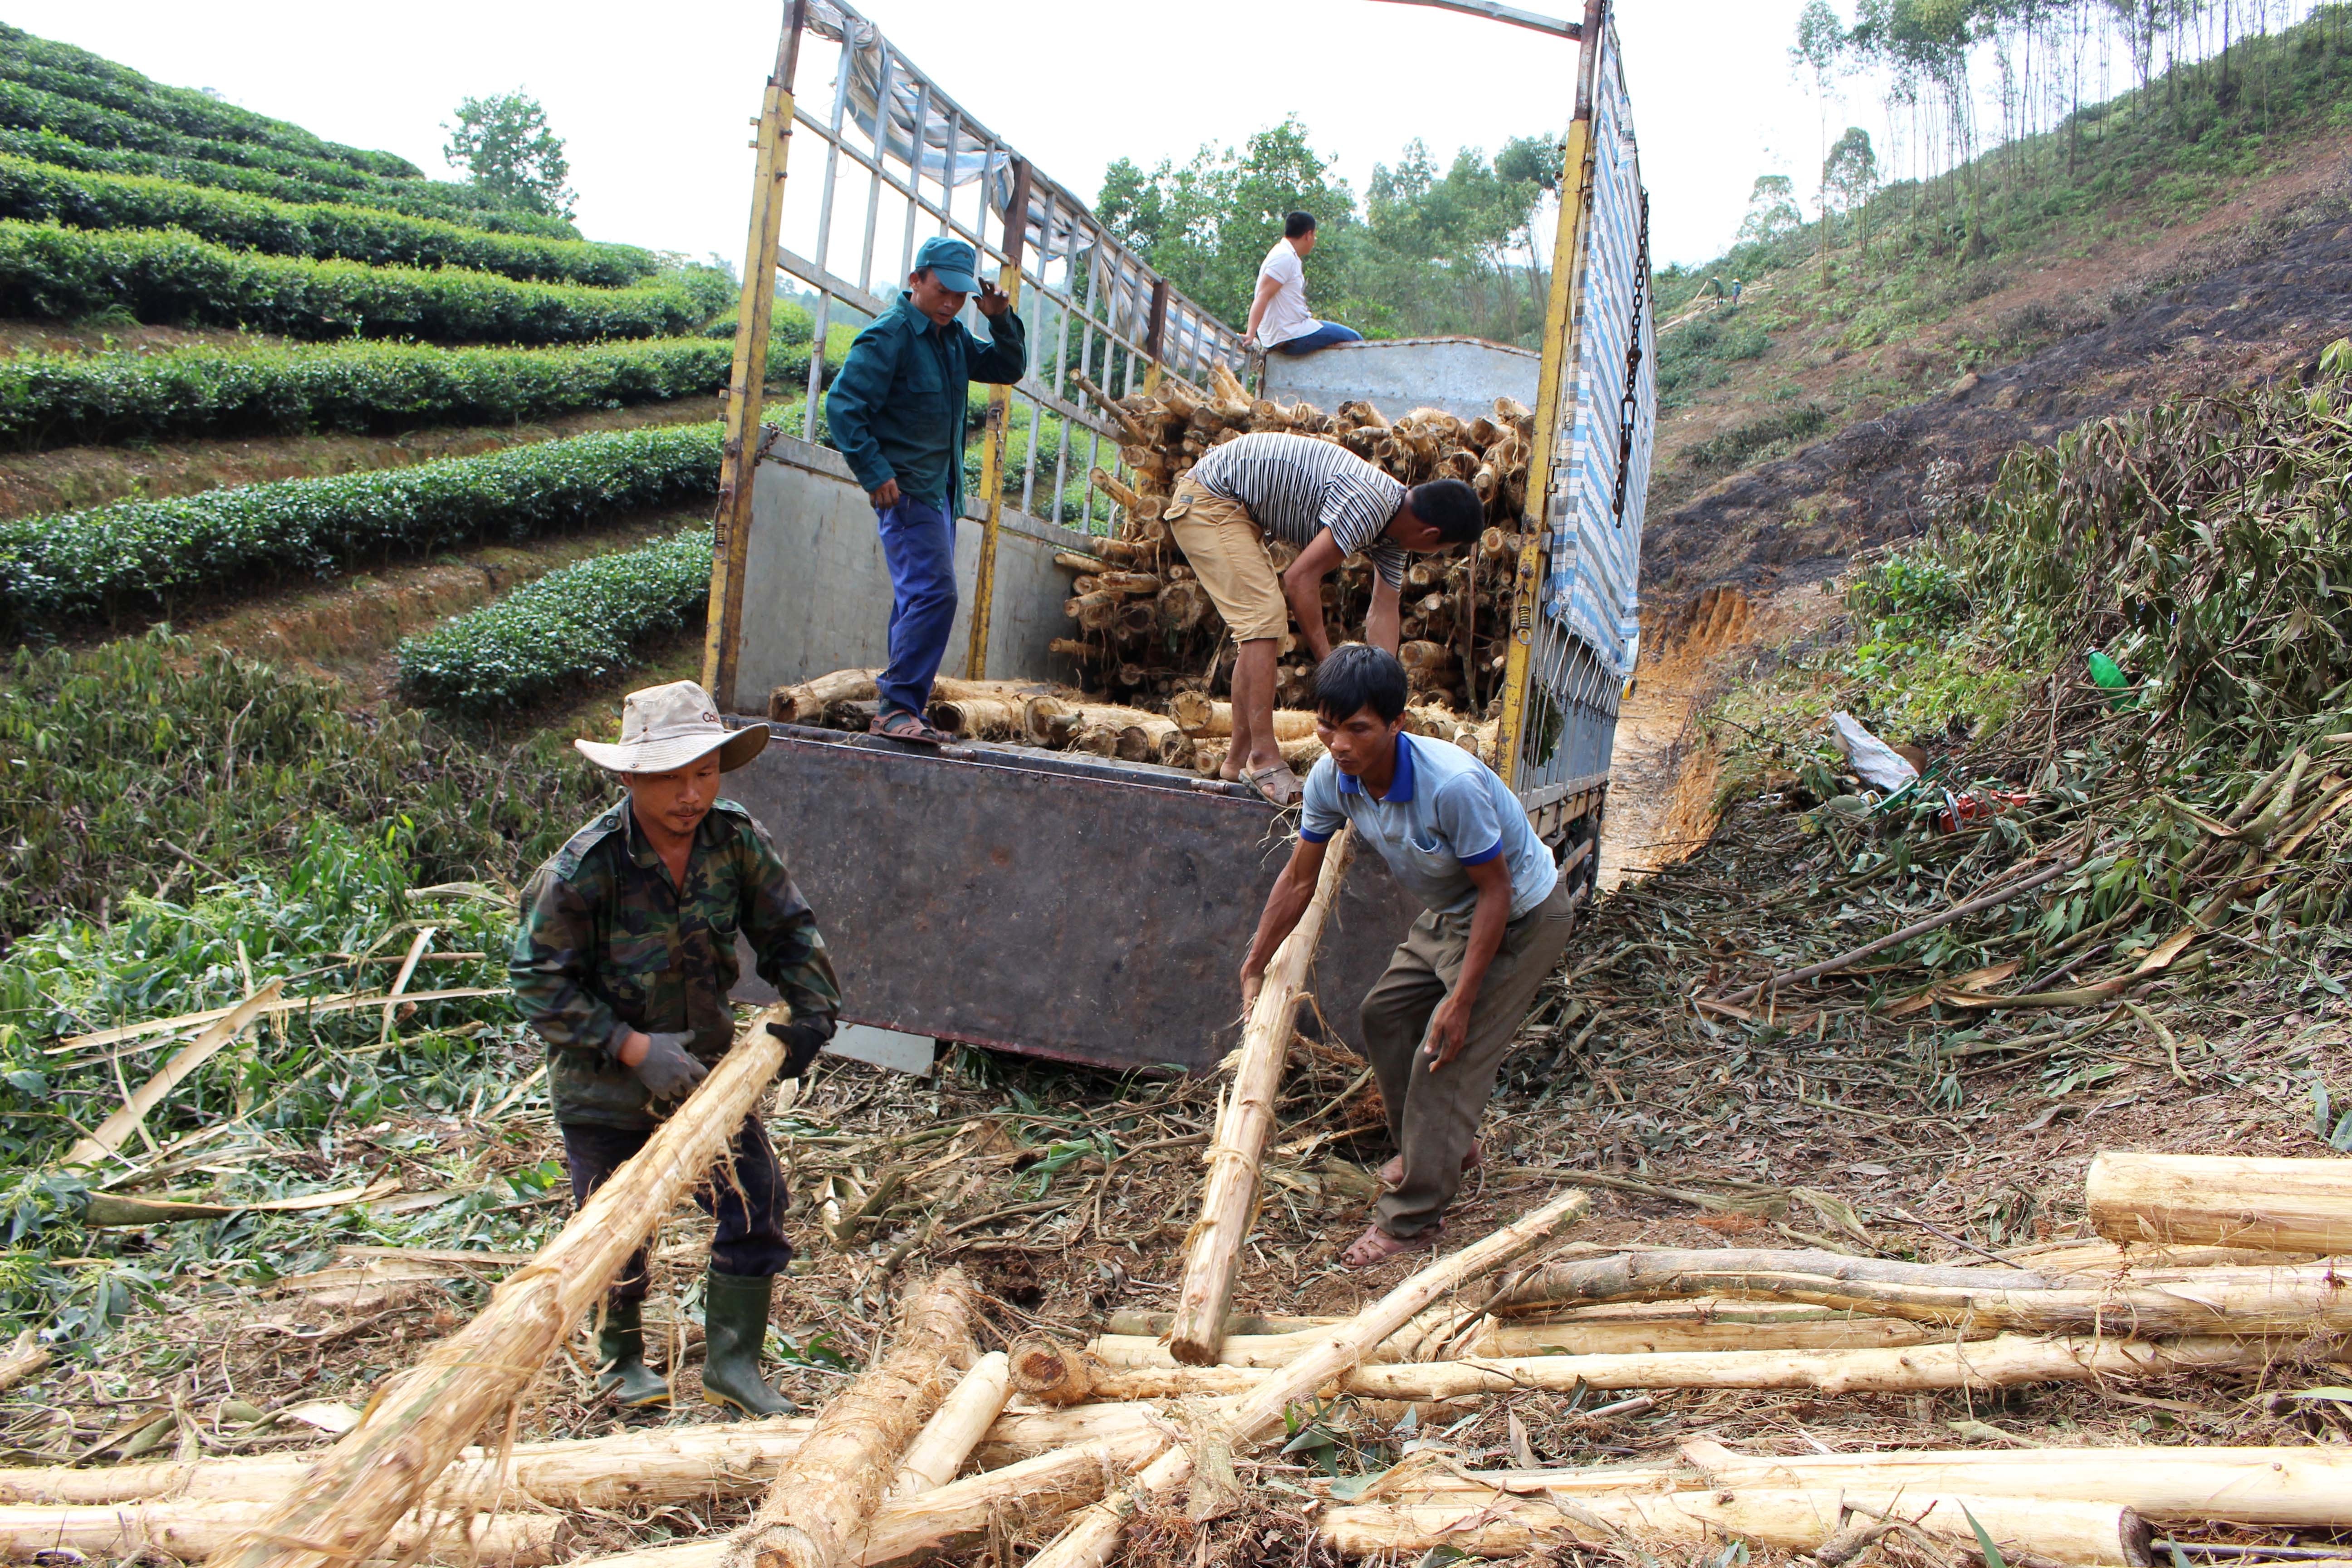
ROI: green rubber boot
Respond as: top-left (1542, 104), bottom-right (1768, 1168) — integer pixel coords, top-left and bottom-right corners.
top-left (700, 1269), bottom-right (797, 1418)
top-left (594, 1299), bottom-right (670, 1407)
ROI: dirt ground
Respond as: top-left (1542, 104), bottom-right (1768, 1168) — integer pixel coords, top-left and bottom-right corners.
top-left (1599, 580), bottom-right (1842, 890)
top-left (17, 785), bottom-right (2347, 1561)
top-left (1646, 189), bottom-right (2352, 597)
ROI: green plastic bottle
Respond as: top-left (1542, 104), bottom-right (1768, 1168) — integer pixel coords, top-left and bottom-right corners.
top-left (2087, 651), bottom-right (2132, 706)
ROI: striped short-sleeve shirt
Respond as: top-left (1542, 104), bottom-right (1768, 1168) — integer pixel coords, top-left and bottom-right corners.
top-left (1188, 432), bottom-right (1408, 588)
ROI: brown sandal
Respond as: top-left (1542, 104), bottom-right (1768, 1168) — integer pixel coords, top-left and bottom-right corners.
top-left (1245, 762), bottom-right (1302, 808)
top-left (1340, 1223), bottom-right (1439, 1269)
top-left (872, 710), bottom-right (949, 746)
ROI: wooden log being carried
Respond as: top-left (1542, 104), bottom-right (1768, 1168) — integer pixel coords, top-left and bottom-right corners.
top-left (1169, 829), bottom-right (1356, 1365)
top-left (207, 1009), bottom-right (795, 1568)
top-left (1486, 1246), bottom-right (2352, 1336)
top-left (2088, 1152), bottom-right (2352, 1253)
top-left (720, 1272), bottom-right (975, 1568)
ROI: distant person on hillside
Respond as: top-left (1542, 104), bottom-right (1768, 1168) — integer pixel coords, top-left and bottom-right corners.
top-left (826, 235), bottom-right (1027, 745)
top-left (1245, 212), bottom-right (1363, 357)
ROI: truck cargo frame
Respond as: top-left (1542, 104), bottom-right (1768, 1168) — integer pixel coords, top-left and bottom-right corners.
top-left (701, 0), bottom-right (1652, 1074)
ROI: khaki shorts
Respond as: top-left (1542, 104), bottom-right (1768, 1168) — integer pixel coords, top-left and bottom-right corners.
top-left (1164, 478), bottom-right (1289, 643)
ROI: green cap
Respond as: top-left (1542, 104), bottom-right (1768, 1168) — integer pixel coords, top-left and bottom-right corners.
top-left (914, 235), bottom-right (980, 293)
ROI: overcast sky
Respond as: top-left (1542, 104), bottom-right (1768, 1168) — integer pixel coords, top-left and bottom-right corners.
top-left (10, 0), bottom-right (1836, 271)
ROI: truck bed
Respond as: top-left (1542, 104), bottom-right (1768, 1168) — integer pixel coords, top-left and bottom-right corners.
top-left (723, 723), bottom-right (1426, 1073)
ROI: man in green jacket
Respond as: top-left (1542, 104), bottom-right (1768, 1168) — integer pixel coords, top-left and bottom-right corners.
top-left (825, 234), bottom-right (1027, 744)
top-left (510, 680), bottom-right (840, 1415)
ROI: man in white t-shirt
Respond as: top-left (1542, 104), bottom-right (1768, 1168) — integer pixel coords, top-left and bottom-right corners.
top-left (1244, 212), bottom-right (1363, 356)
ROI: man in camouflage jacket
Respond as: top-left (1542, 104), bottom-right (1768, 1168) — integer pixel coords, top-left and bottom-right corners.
top-left (510, 680), bottom-right (839, 1416)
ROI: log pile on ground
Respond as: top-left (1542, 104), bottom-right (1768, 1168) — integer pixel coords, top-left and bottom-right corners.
top-left (29, 1147), bottom-right (2352, 1568)
top-left (1055, 363), bottom-right (1536, 718)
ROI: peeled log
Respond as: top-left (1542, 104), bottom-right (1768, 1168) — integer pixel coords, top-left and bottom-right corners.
top-left (4, 1403), bottom-right (1193, 1513)
top-left (1012, 1333), bottom-right (2265, 1402)
top-left (1116, 716), bottom-right (1178, 763)
top-left (1488, 1246), bottom-right (2352, 1336)
top-left (207, 1010), bottom-right (793, 1568)
top-left (927, 696), bottom-right (1024, 740)
top-left (770, 670), bottom-right (878, 725)
top-left (1022, 1189), bottom-right (1595, 1568)
top-left (721, 1272), bottom-right (975, 1568)
top-left (1170, 829), bottom-right (1357, 1364)
top-left (1088, 1305), bottom-right (1975, 1368)
top-left (1023, 695), bottom-right (1072, 745)
top-left (563, 1428), bottom-right (1171, 1568)
top-left (0, 1331), bottom-right (47, 1396)
top-left (1398, 639), bottom-right (1457, 672)
top-left (1393, 1440), bottom-right (2352, 1529)
top-left (1166, 691), bottom-right (1317, 740)
top-left (1090, 467), bottom-right (1146, 511)
top-left (0, 1503), bottom-right (558, 1566)
top-left (1319, 1492), bottom-right (2150, 1566)
top-left (2088, 1152), bottom-right (2352, 1253)
top-left (889, 1352), bottom-right (1012, 1498)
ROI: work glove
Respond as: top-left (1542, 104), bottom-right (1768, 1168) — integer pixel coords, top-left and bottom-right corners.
top-left (766, 1015), bottom-right (837, 1080)
top-left (632, 1030), bottom-right (709, 1102)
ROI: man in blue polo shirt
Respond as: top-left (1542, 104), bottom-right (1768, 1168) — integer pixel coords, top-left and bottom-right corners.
top-left (826, 235), bottom-right (1027, 744)
top-left (1239, 644), bottom-right (1576, 1268)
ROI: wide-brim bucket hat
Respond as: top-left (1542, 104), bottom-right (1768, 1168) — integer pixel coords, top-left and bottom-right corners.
top-left (574, 680), bottom-right (768, 774)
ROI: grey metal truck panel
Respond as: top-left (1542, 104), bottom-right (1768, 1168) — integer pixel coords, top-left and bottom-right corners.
top-left (1262, 337), bottom-right (1540, 424)
top-left (723, 726), bottom-right (1426, 1073)
top-left (728, 434), bottom-right (1088, 712)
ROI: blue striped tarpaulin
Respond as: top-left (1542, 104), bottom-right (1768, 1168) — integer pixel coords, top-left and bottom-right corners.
top-left (1543, 20), bottom-right (1653, 681)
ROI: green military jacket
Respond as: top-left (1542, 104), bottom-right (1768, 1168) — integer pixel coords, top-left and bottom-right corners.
top-left (509, 797), bottom-right (840, 1129)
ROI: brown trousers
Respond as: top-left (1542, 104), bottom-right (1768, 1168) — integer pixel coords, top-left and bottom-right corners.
top-left (1358, 877), bottom-right (1576, 1237)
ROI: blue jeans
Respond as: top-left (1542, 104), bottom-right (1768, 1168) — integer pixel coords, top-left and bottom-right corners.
top-left (1272, 321), bottom-right (1364, 355)
top-left (876, 497), bottom-right (958, 717)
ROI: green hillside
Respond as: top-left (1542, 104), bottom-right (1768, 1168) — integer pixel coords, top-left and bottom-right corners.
top-left (1646, 3), bottom-right (2352, 507)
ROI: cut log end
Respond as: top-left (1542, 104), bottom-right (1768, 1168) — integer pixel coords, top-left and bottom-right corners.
top-left (1008, 1338), bottom-right (1093, 1405)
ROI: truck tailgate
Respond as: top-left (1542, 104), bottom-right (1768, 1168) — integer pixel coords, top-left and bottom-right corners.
top-left (725, 724), bottom-right (1421, 1073)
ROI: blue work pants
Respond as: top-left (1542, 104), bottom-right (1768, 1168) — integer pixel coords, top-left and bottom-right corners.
top-left (1272, 322), bottom-right (1365, 355)
top-left (876, 497), bottom-right (959, 717)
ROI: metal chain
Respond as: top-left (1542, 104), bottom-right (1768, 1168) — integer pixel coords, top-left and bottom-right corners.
top-left (1610, 189), bottom-right (1651, 526)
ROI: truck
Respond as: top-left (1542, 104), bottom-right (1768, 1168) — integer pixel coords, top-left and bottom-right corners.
top-left (700, 0), bottom-right (1655, 1076)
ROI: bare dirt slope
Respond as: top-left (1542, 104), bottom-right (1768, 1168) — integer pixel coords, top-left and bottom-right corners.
top-left (1645, 204), bottom-right (2352, 597)
top-left (1598, 582), bottom-right (1839, 889)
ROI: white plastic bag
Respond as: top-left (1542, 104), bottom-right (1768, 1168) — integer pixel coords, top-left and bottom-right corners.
top-left (1829, 711), bottom-right (1919, 794)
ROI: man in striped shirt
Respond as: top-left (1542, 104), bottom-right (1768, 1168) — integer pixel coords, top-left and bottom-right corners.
top-left (1168, 431), bottom-right (1484, 805)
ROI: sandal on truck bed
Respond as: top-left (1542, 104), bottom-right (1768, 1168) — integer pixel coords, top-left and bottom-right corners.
top-left (871, 710), bottom-right (950, 746)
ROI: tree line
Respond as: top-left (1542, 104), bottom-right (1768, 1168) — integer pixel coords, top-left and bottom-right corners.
top-left (1754, 0), bottom-right (2350, 279)
top-left (1098, 117), bottom-right (1561, 350)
